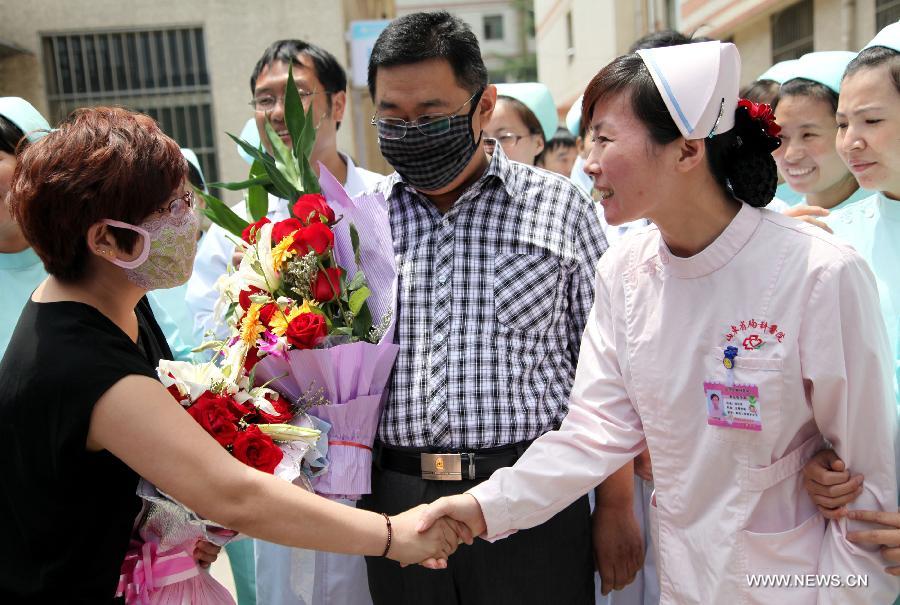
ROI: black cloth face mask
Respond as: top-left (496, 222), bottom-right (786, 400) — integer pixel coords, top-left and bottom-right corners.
top-left (376, 89), bottom-right (484, 192)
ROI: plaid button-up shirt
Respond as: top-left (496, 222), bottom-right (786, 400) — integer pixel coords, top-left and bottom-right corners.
top-left (376, 141), bottom-right (608, 449)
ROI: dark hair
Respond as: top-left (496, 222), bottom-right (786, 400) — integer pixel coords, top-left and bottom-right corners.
top-left (544, 127), bottom-right (577, 153)
top-left (497, 95), bottom-right (544, 140)
top-left (367, 11), bottom-right (488, 99)
top-left (186, 161), bottom-right (206, 191)
top-left (9, 107), bottom-right (186, 281)
top-left (740, 79), bottom-right (781, 108)
top-left (250, 39), bottom-right (347, 95)
top-left (843, 45), bottom-right (900, 93)
top-left (582, 54), bottom-right (777, 208)
top-left (0, 115), bottom-right (26, 155)
top-left (250, 39), bottom-right (347, 129)
top-left (779, 78), bottom-right (839, 113)
top-left (628, 30), bottom-right (713, 53)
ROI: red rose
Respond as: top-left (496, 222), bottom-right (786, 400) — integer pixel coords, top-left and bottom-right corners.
top-left (238, 286), bottom-right (263, 311)
top-left (241, 217), bottom-right (271, 244)
top-left (272, 218), bottom-right (303, 243)
top-left (258, 302), bottom-right (279, 327)
top-left (285, 312), bottom-right (328, 349)
top-left (255, 394), bottom-right (295, 423)
top-left (243, 346), bottom-right (263, 374)
top-left (310, 267), bottom-right (342, 302)
top-left (292, 193), bottom-right (335, 225)
top-left (290, 222), bottom-right (334, 256)
top-left (232, 425), bottom-right (283, 474)
top-left (187, 393), bottom-right (239, 447)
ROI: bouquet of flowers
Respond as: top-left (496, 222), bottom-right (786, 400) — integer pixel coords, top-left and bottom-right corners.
top-left (117, 360), bottom-right (325, 604)
top-left (198, 67), bottom-right (398, 500)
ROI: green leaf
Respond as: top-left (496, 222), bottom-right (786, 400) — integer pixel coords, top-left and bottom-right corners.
top-left (331, 326), bottom-right (353, 336)
top-left (283, 66), bottom-right (308, 160)
top-left (299, 99), bottom-right (317, 159)
top-left (349, 223), bottom-right (362, 268)
top-left (348, 286), bottom-right (371, 316)
top-left (207, 175), bottom-right (270, 191)
top-left (247, 160), bottom-right (270, 221)
top-left (351, 303), bottom-right (373, 341)
top-left (264, 120), bottom-right (302, 188)
top-left (347, 270), bottom-right (367, 291)
top-left (198, 190), bottom-right (249, 237)
top-left (227, 132), bottom-right (299, 201)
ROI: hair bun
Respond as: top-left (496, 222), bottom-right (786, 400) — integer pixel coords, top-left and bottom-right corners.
top-left (710, 100), bottom-right (781, 208)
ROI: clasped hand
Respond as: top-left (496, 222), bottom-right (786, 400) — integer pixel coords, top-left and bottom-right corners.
top-left (385, 495), bottom-right (487, 569)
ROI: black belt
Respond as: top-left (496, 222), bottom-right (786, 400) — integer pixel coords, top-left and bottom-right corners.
top-left (374, 440), bottom-right (533, 481)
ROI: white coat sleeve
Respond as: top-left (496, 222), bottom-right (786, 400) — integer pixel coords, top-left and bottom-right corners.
top-left (800, 250), bottom-right (900, 603)
top-left (185, 225), bottom-right (237, 344)
top-left (468, 264), bottom-right (647, 539)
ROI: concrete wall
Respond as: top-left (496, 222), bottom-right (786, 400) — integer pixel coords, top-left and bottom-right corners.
top-left (0, 0), bottom-right (353, 200)
top-left (682, 0), bottom-right (881, 86)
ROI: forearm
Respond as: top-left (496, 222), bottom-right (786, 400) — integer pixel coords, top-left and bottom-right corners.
top-left (212, 469), bottom-right (388, 557)
top-left (595, 461), bottom-right (635, 509)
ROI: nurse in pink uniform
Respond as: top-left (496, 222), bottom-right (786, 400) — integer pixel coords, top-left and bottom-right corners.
top-left (417, 41), bottom-right (900, 604)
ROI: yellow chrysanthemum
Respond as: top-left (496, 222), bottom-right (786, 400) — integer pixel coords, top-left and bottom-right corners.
top-left (268, 305), bottom-right (303, 337)
top-left (271, 234), bottom-right (297, 272)
top-left (269, 300), bottom-right (320, 337)
top-left (240, 302), bottom-right (266, 345)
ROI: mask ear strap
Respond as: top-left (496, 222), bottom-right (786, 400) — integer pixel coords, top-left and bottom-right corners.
top-left (101, 219), bottom-right (151, 269)
top-left (467, 88), bottom-right (486, 148)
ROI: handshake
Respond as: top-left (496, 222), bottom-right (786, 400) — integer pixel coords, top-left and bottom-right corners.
top-left (383, 494), bottom-right (487, 568)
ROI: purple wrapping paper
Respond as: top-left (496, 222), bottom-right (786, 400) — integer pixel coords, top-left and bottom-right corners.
top-left (255, 341), bottom-right (399, 498)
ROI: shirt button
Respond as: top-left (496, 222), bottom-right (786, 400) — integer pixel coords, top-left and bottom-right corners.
top-left (441, 218), bottom-right (451, 229)
top-left (438, 272), bottom-right (449, 284)
top-left (434, 332), bottom-right (445, 344)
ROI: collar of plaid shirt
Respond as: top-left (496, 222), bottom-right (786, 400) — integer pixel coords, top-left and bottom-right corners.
top-left (377, 140), bottom-right (608, 449)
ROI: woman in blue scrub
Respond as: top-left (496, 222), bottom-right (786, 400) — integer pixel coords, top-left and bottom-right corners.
top-left (801, 21), bottom-right (900, 589)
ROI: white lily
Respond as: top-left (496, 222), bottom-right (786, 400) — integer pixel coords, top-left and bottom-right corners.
top-left (255, 221), bottom-right (282, 292)
top-left (157, 360), bottom-right (235, 403)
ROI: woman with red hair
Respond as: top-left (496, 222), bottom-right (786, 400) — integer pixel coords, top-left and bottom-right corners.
top-left (0, 106), bottom-right (464, 603)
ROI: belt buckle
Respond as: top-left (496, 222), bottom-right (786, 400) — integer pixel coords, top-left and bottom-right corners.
top-left (421, 453), bottom-right (462, 480)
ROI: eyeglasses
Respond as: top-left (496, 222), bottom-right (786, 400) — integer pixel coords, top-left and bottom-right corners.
top-left (250, 88), bottom-right (324, 112)
top-left (371, 89), bottom-right (482, 140)
top-left (154, 190), bottom-right (195, 219)
top-left (495, 133), bottom-right (530, 148)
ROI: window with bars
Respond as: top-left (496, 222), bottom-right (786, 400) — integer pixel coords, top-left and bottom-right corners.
top-left (877, 0), bottom-right (900, 30)
top-left (771, 0), bottom-right (814, 63)
top-left (484, 15), bottom-right (504, 41)
top-left (41, 27), bottom-right (218, 187)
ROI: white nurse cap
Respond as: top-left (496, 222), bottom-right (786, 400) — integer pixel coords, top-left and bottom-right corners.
top-left (236, 117), bottom-right (260, 166)
top-left (565, 94), bottom-right (583, 137)
top-left (756, 60), bottom-right (800, 84)
top-left (495, 82), bottom-right (559, 141)
top-left (783, 51), bottom-right (857, 93)
top-left (636, 41), bottom-right (741, 140)
top-left (864, 20), bottom-right (900, 52)
top-left (0, 97), bottom-right (52, 144)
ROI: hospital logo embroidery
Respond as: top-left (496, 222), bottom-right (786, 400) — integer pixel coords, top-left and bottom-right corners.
top-left (742, 334), bottom-right (764, 351)
top-left (724, 318), bottom-right (785, 345)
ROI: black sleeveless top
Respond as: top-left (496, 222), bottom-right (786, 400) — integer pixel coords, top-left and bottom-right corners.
top-left (0, 298), bottom-right (173, 603)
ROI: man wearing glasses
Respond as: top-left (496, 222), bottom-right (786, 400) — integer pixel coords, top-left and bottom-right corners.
top-left (359, 12), bottom-right (607, 604)
top-left (185, 39), bottom-right (382, 605)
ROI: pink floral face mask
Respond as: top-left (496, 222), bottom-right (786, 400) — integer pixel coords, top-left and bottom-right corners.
top-left (102, 191), bottom-right (200, 290)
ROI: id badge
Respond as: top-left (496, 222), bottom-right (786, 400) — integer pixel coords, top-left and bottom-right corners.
top-left (704, 382), bottom-right (762, 431)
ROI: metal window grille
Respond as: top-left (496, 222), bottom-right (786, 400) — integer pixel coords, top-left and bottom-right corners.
top-left (771, 0), bottom-right (814, 63)
top-left (876, 0), bottom-right (900, 30)
top-left (484, 15), bottom-right (504, 41)
top-left (41, 27), bottom-right (218, 187)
